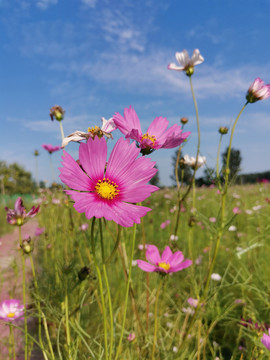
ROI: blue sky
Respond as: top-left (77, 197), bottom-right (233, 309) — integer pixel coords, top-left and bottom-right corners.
top-left (1, 0), bottom-right (270, 186)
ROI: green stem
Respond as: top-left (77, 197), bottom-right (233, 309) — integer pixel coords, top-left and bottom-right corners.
top-left (151, 279), bottom-right (163, 360)
top-left (64, 277), bottom-right (71, 359)
top-left (177, 103), bottom-right (248, 353)
top-left (59, 121), bottom-right (65, 142)
top-left (29, 254), bottom-right (48, 360)
top-left (9, 324), bottom-right (15, 360)
top-left (99, 219), bottom-right (114, 360)
top-left (216, 134), bottom-right (223, 188)
top-left (115, 223), bottom-right (137, 360)
top-left (19, 226), bottom-right (28, 360)
top-left (91, 218), bottom-right (108, 359)
top-left (105, 225), bottom-right (121, 264)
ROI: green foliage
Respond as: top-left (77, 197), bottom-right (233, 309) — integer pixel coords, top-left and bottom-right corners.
top-left (171, 150), bottom-right (192, 185)
top-left (222, 147), bottom-right (242, 182)
top-left (0, 161), bottom-right (37, 195)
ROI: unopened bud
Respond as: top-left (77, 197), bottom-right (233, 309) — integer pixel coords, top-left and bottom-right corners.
top-left (50, 105), bottom-right (65, 122)
top-left (181, 117), bottom-right (188, 125)
top-left (34, 150), bottom-right (39, 156)
top-left (219, 127), bottom-right (229, 135)
top-left (21, 238), bottom-right (33, 254)
top-left (188, 216), bottom-right (196, 227)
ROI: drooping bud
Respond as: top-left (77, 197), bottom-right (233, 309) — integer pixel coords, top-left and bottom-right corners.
top-left (181, 117), bottom-right (188, 125)
top-left (50, 105), bottom-right (65, 121)
top-left (219, 126), bottom-right (229, 135)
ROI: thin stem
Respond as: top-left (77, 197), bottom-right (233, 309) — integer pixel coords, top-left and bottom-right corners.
top-left (216, 134), bottom-right (223, 188)
top-left (64, 277), bottom-right (72, 359)
top-left (115, 223), bottom-right (137, 360)
top-left (105, 225), bottom-right (121, 264)
top-left (177, 103), bottom-right (248, 353)
top-left (99, 219), bottom-right (113, 360)
top-left (91, 218), bottom-right (108, 359)
top-left (151, 279), bottom-right (163, 360)
top-left (49, 154), bottom-right (55, 183)
top-left (19, 226), bottom-right (28, 360)
top-left (29, 253), bottom-right (47, 359)
top-left (59, 121), bottom-right (65, 142)
top-left (9, 324), bottom-right (15, 360)
top-left (42, 311), bottom-right (55, 359)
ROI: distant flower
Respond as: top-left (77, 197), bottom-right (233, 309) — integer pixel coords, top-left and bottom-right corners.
top-left (138, 244), bottom-right (149, 251)
top-left (232, 193), bottom-right (240, 199)
top-left (113, 107), bottom-right (191, 155)
top-left (180, 117), bottom-right (188, 125)
top-left (137, 245), bottom-right (192, 274)
top-left (80, 223), bottom-right (88, 231)
top-left (59, 137), bottom-right (158, 227)
top-left (35, 227), bottom-right (45, 236)
top-left (252, 205), bottom-right (262, 211)
top-left (187, 297), bottom-right (199, 308)
top-left (258, 178), bottom-right (270, 184)
top-left (168, 49), bottom-right (204, 76)
top-left (127, 332), bottom-right (136, 342)
top-left (228, 225), bottom-right (237, 232)
top-left (42, 144), bottom-right (61, 154)
top-left (209, 217), bottom-right (216, 223)
top-left (211, 273), bottom-right (221, 281)
top-left (160, 219), bottom-right (171, 229)
top-left (5, 197), bottom-right (40, 226)
top-left (0, 299), bottom-right (24, 322)
top-left (245, 209), bottom-right (253, 215)
top-left (61, 118), bottom-right (116, 148)
top-left (182, 307), bottom-right (195, 315)
top-left (195, 255), bottom-right (202, 265)
top-left (52, 198), bottom-right (61, 205)
top-left (246, 78), bottom-right (270, 103)
top-left (183, 154), bottom-right (206, 169)
top-left (233, 207), bottom-right (241, 214)
top-left (172, 346), bottom-right (178, 353)
top-left (234, 299), bottom-right (245, 305)
top-left (50, 105), bottom-right (65, 121)
top-left (170, 234), bottom-right (178, 241)
top-left (261, 329), bottom-right (270, 350)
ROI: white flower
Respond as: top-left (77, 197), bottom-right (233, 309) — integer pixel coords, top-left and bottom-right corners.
top-left (170, 234), bottom-right (178, 241)
top-left (168, 49), bottom-right (204, 75)
top-left (245, 209), bottom-right (253, 215)
top-left (183, 154), bottom-right (206, 169)
top-left (228, 225), bottom-right (237, 232)
top-left (172, 346), bottom-right (178, 353)
top-left (211, 273), bottom-right (221, 281)
top-left (252, 205), bottom-right (262, 211)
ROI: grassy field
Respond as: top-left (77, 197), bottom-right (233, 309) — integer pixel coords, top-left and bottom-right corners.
top-left (1, 183), bottom-right (270, 359)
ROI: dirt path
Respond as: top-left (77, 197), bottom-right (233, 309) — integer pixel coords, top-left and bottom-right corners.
top-left (0, 220), bottom-right (39, 359)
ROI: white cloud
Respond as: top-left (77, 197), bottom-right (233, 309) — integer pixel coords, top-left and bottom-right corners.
top-left (36, 0), bottom-right (58, 10)
top-left (81, 0), bottom-right (97, 8)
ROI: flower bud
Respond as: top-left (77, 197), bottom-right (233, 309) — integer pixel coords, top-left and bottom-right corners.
top-left (188, 216), bottom-right (196, 227)
top-left (21, 238), bottom-right (33, 254)
top-left (181, 117), bottom-right (188, 125)
top-left (185, 67), bottom-right (194, 77)
top-left (219, 127), bottom-right (228, 135)
top-left (34, 150), bottom-right (39, 156)
top-left (50, 105), bottom-right (65, 122)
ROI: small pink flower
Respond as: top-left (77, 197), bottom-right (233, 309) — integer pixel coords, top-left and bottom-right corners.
top-left (246, 77), bottom-right (270, 103)
top-left (113, 107), bottom-right (191, 155)
top-left (209, 217), bottom-right (216, 223)
top-left (233, 207), bottom-right (241, 214)
top-left (5, 197), bottom-right (40, 226)
top-left (160, 220), bottom-right (171, 229)
top-left (127, 332), bottom-right (136, 342)
top-left (261, 329), bottom-right (270, 350)
top-left (0, 299), bottom-right (24, 322)
top-left (59, 137), bottom-right (158, 227)
top-left (187, 297), bottom-right (199, 308)
top-left (80, 223), bottom-right (88, 231)
top-left (35, 227), bottom-right (45, 236)
top-left (137, 245), bottom-right (192, 274)
top-left (42, 144), bottom-right (61, 154)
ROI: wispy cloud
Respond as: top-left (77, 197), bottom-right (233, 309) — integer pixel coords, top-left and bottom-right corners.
top-left (81, 0), bottom-right (97, 8)
top-left (36, 0), bottom-right (58, 10)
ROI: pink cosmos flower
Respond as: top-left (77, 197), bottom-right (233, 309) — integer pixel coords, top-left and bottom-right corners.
top-left (113, 107), bottom-right (191, 155)
top-left (187, 297), bottom-right (199, 308)
top-left (246, 77), bottom-right (270, 103)
top-left (5, 197), bottom-right (40, 226)
top-left (127, 332), bottom-right (136, 342)
top-left (136, 245), bottom-right (192, 274)
top-left (160, 219), bottom-right (171, 229)
top-left (233, 207), bottom-right (241, 214)
top-left (35, 227), bottom-right (45, 236)
top-left (42, 144), bottom-right (61, 154)
top-left (59, 137), bottom-right (158, 227)
top-left (168, 49), bottom-right (204, 76)
top-left (262, 329), bottom-right (270, 350)
top-left (0, 299), bottom-right (24, 322)
top-left (80, 223), bottom-right (89, 231)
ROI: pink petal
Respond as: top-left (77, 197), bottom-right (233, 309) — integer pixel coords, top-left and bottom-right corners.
top-left (167, 63), bottom-right (184, 71)
top-left (79, 137), bottom-right (107, 183)
top-left (169, 251), bottom-right (184, 267)
top-left (146, 245), bottom-right (161, 264)
top-left (161, 246), bottom-right (173, 262)
top-left (175, 50), bottom-right (189, 67)
top-left (137, 260), bottom-right (156, 272)
top-left (113, 106), bottom-right (142, 136)
top-left (146, 117), bottom-right (169, 139)
top-left (121, 184), bottom-right (158, 203)
top-left (59, 151), bottom-right (93, 191)
top-left (109, 201), bottom-right (152, 227)
top-left (126, 128), bottom-right (142, 142)
top-left (171, 259), bottom-right (192, 272)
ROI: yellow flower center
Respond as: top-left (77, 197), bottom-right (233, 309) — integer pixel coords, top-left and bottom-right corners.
top-left (158, 262), bottom-right (170, 271)
top-left (141, 133), bottom-right (156, 147)
top-left (7, 312), bottom-right (15, 318)
top-left (88, 126), bottom-right (103, 139)
top-left (95, 178), bottom-right (120, 200)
